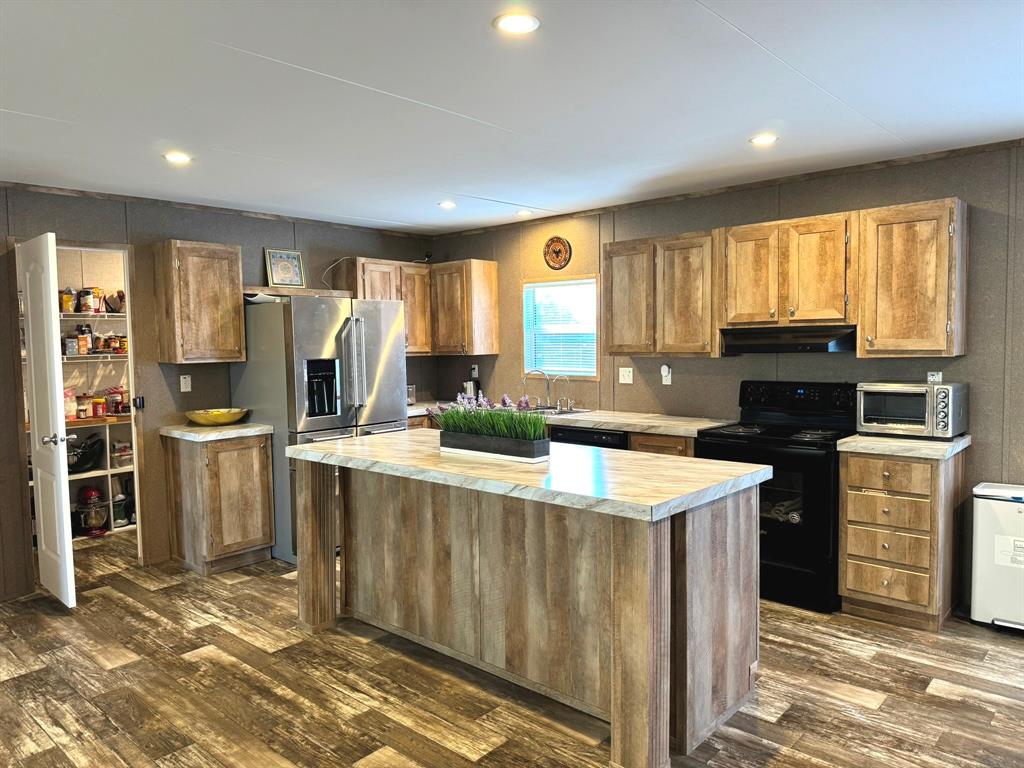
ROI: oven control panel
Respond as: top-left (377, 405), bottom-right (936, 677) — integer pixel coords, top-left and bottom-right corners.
top-left (740, 380), bottom-right (856, 414)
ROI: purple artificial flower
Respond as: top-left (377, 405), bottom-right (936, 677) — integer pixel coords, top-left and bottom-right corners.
top-left (437, 403), bottom-right (449, 412)
top-left (500, 394), bottom-right (514, 408)
top-left (478, 393), bottom-right (494, 409)
top-left (516, 395), bottom-right (530, 412)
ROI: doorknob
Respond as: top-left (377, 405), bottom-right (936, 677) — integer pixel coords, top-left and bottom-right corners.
top-left (41, 433), bottom-right (58, 446)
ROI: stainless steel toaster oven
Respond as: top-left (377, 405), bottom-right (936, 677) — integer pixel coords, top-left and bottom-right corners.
top-left (856, 382), bottom-right (968, 439)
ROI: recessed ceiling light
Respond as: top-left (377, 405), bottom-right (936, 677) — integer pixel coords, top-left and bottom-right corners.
top-left (163, 150), bottom-right (193, 165)
top-left (493, 13), bottom-right (540, 34)
top-left (438, 200), bottom-right (457, 210)
top-left (748, 133), bottom-right (779, 147)
top-left (516, 209), bottom-right (533, 217)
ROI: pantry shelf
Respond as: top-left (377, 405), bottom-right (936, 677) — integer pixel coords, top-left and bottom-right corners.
top-left (62, 354), bottom-right (129, 363)
top-left (60, 313), bottom-right (127, 320)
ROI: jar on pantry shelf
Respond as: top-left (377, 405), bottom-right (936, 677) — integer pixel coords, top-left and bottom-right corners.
top-left (76, 395), bottom-right (91, 420)
top-left (91, 397), bottom-right (106, 418)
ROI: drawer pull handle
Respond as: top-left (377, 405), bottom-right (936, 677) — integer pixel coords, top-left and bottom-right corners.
top-left (882, 542), bottom-right (891, 551)
top-left (882, 507), bottom-right (891, 515)
top-left (881, 579), bottom-right (890, 587)
top-left (882, 471), bottom-right (891, 480)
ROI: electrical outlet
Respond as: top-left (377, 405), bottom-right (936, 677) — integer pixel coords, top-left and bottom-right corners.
top-left (660, 364), bottom-right (672, 385)
top-left (179, 374), bottom-right (192, 393)
top-left (470, 364), bottom-right (479, 378)
top-left (618, 367), bottom-right (633, 384)
top-left (927, 371), bottom-right (943, 383)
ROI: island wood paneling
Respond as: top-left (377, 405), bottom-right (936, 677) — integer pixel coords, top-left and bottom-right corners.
top-left (296, 460), bottom-right (340, 631)
top-left (671, 487), bottom-right (759, 753)
top-left (478, 494), bottom-right (612, 712)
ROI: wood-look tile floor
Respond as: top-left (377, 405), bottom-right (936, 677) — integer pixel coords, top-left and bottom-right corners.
top-left (1, 532), bottom-right (1022, 768)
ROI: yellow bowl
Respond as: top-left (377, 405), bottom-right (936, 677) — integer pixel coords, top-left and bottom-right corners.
top-left (184, 408), bottom-right (249, 426)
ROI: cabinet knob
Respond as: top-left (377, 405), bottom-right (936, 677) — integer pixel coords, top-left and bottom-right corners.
top-left (866, 335), bottom-right (874, 345)
top-left (769, 308), bottom-right (776, 319)
top-left (703, 340), bottom-right (709, 347)
top-left (882, 542), bottom-right (890, 551)
top-left (882, 507), bottom-right (891, 515)
top-left (788, 307), bottom-right (795, 317)
top-left (881, 579), bottom-right (890, 587)
top-left (882, 471), bottom-right (891, 480)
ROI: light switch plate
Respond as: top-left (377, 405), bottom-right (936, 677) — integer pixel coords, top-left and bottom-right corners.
top-left (179, 374), bottom-right (192, 393)
top-left (470, 364), bottom-right (479, 378)
top-left (660, 364), bottom-right (672, 385)
top-left (927, 371), bottom-right (943, 383)
top-left (618, 367), bottom-right (633, 384)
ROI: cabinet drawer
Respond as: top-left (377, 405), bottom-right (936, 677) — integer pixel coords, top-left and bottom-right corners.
top-left (845, 560), bottom-right (930, 607)
top-left (846, 524), bottom-right (931, 569)
top-left (846, 456), bottom-right (931, 495)
top-left (628, 433), bottom-right (693, 456)
top-left (846, 491), bottom-right (931, 531)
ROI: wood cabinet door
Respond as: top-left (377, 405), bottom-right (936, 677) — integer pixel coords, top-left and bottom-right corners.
top-left (780, 213), bottom-right (851, 323)
top-left (431, 262), bottom-right (468, 354)
top-left (723, 223), bottom-right (780, 325)
top-left (359, 260), bottom-right (401, 300)
top-left (603, 241), bottom-right (655, 353)
top-left (859, 200), bottom-right (955, 355)
top-left (204, 436), bottom-right (274, 559)
top-left (627, 433), bottom-right (693, 456)
top-left (400, 264), bottom-right (432, 353)
top-left (655, 234), bottom-right (713, 354)
top-left (175, 241), bottom-right (245, 362)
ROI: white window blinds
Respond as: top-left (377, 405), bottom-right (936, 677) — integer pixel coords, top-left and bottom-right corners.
top-left (522, 278), bottom-right (597, 378)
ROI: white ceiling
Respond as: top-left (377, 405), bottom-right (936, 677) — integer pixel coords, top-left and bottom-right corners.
top-left (1, 0), bottom-right (1022, 235)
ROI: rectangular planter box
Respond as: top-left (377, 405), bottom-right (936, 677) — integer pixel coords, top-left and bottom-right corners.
top-left (439, 431), bottom-right (550, 463)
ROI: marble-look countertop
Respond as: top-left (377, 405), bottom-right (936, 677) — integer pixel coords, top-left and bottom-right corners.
top-left (407, 402), bottom-right (443, 418)
top-left (286, 429), bottom-right (771, 522)
top-left (545, 409), bottom-right (728, 438)
top-left (159, 423), bottom-right (274, 443)
top-left (837, 433), bottom-right (972, 460)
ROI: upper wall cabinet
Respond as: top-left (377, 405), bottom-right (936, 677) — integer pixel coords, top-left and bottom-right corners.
top-left (155, 240), bottom-right (245, 364)
top-left (357, 259), bottom-right (400, 301)
top-left (655, 232), bottom-right (716, 355)
top-left (603, 240), bottom-right (656, 353)
top-left (780, 212), bottom-right (855, 325)
top-left (723, 213), bottom-right (854, 327)
top-left (431, 259), bottom-right (499, 356)
top-left (858, 199), bottom-right (967, 357)
top-left (354, 258), bottom-right (432, 354)
top-left (723, 222), bottom-right (780, 325)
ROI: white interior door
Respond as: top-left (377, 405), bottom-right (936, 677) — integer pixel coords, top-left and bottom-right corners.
top-left (19, 233), bottom-right (76, 608)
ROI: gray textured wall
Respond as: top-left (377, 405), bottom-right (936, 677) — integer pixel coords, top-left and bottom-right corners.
top-left (433, 144), bottom-right (1023, 491)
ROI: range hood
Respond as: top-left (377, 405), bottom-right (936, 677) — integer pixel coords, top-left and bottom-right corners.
top-left (721, 325), bottom-right (856, 355)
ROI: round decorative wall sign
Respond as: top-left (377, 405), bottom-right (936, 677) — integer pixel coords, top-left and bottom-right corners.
top-left (543, 236), bottom-right (572, 270)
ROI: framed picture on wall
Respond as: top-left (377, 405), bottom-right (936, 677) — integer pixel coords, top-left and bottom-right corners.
top-left (265, 248), bottom-right (306, 288)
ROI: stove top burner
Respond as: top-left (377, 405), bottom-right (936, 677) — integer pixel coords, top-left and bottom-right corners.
top-left (791, 429), bottom-right (841, 441)
top-left (718, 424), bottom-right (766, 435)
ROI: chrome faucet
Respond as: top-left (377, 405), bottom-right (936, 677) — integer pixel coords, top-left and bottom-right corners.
top-left (550, 374), bottom-right (568, 409)
top-left (522, 369), bottom-right (551, 406)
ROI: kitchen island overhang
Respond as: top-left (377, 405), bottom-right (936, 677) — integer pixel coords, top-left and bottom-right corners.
top-left (288, 430), bottom-right (771, 768)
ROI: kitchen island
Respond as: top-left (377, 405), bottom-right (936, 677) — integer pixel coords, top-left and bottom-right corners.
top-left (288, 430), bottom-right (771, 768)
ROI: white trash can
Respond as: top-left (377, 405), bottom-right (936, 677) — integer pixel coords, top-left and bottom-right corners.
top-left (971, 482), bottom-right (1024, 630)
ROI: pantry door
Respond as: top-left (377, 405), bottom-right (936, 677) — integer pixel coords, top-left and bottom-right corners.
top-left (19, 233), bottom-right (76, 609)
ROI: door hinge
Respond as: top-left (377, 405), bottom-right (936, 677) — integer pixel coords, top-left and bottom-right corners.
top-left (204, 455), bottom-right (210, 466)
top-left (948, 223), bottom-right (955, 237)
top-left (946, 319), bottom-right (952, 335)
top-left (844, 293), bottom-right (849, 305)
top-left (175, 259), bottom-right (181, 270)
top-left (845, 232), bottom-right (850, 245)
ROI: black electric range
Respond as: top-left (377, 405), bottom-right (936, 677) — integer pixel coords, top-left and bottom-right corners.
top-left (696, 380), bottom-right (857, 613)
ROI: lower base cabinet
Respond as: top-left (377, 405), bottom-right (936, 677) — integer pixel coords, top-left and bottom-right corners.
top-left (627, 433), bottom-right (693, 456)
top-left (839, 451), bottom-right (964, 632)
top-left (163, 433), bottom-right (275, 575)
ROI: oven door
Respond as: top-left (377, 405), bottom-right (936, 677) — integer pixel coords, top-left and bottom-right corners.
top-left (857, 384), bottom-right (933, 437)
top-left (695, 437), bottom-right (840, 611)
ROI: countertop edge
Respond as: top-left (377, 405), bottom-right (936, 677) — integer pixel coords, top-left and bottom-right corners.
top-left (159, 423), bottom-right (275, 442)
top-left (544, 411), bottom-right (729, 438)
top-left (836, 434), bottom-right (972, 460)
top-left (286, 444), bottom-right (771, 521)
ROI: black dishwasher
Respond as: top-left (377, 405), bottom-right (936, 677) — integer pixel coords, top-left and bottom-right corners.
top-left (549, 425), bottom-right (629, 450)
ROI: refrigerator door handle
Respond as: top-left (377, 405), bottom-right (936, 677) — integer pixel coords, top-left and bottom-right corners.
top-left (356, 316), bottom-right (369, 408)
top-left (341, 317), bottom-right (361, 409)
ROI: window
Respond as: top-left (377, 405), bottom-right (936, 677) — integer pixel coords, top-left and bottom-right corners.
top-left (523, 278), bottom-right (598, 378)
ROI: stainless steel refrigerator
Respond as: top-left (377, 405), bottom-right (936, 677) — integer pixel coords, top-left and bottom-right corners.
top-left (230, 296), bottom-right (407, 563)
